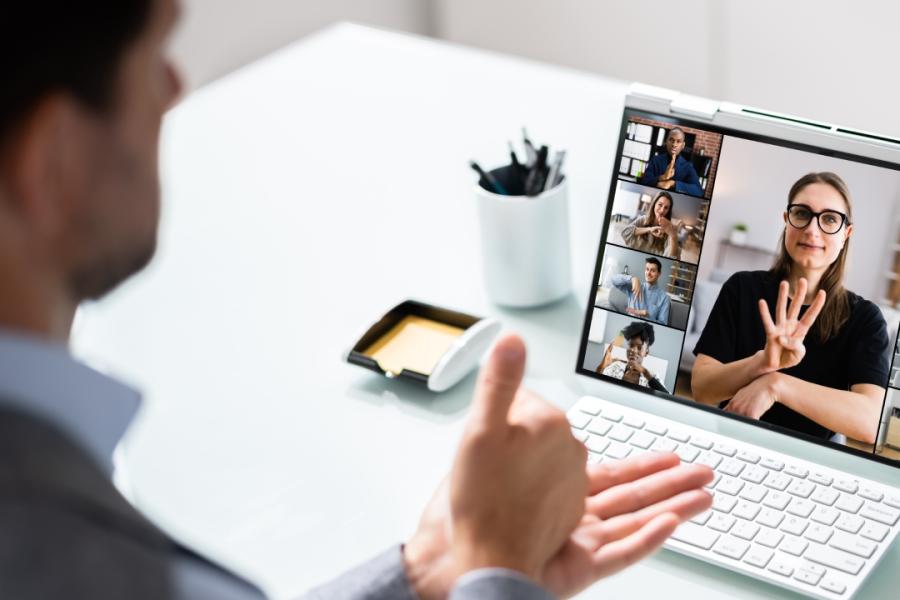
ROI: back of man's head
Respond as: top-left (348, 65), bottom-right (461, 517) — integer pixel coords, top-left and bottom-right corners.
top-left (1, 2), bottom-right (155, 147)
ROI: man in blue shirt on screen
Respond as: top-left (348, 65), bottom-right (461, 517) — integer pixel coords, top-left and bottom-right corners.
top-left (639, 127), bottom-right (703, 196)
top-left (611, 257), bottom-right (671, 325)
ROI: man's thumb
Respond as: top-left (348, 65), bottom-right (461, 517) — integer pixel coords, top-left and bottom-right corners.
top-left (470, 334), bottom-right (526, 430)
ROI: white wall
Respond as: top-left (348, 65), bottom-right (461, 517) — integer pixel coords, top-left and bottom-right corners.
top-left (169, 0), bottom-right (433, 88)
top-left (434, 0), bottom-right (900, 138)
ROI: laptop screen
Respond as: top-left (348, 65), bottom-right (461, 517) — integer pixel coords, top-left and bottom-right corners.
top-left (577, 107), bottom-right (900, 466)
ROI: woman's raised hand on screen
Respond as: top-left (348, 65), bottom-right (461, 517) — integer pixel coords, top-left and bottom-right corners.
top-left (758, 278), bottom-right (826, 373)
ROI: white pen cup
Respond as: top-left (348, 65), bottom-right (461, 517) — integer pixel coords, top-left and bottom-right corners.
top-left (475, 166), bottom-right (572, 307)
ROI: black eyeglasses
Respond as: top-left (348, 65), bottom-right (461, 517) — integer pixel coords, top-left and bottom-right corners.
top-left (786, 203), bottom-right (850, 235)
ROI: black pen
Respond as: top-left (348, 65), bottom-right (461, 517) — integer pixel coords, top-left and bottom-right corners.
top-left (470, 160), bottom-right (508, 195)
top-left (508, 141), bottom-right (521, 169)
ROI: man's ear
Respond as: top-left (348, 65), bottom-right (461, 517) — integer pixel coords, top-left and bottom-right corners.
top-left (4, 94), bottom-right (88, 235)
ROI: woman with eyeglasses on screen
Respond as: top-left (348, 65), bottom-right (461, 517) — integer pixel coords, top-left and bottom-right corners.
top-left (691, 172), bottom-right (888, 444)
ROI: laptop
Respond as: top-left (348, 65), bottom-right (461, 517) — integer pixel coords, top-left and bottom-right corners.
top-left (568, 84), bottom-right (900, 598)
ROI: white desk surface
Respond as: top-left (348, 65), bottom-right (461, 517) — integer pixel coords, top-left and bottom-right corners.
top-left (71, 24), bottom-right (900, 600)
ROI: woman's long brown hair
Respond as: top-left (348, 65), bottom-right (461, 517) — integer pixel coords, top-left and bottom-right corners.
top-left (770, 172), bottom-right (851, 341)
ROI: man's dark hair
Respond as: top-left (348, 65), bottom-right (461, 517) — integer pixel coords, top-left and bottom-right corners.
top-left (621, 321), bottom-right (655, 346)
top-left (645, 257), bottom-right (662, 272)
top-left (668, 127), bottom-right (686, 138)
top-left (1, 2), bottom-right (154, 144)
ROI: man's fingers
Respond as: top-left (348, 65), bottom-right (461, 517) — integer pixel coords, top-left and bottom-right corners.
top-left (758, 299), bottom-right (776, 334)
top-left (776, 280), bottom-right (789, 324)
top-left (594, 489), bottom-right (712, 544)
top-left (469, 334), bottom-right (526, 432)
top-left (788, 278), bottom-right (807, 322)
top-left (799, 289), bottom-right (827, 329)
top-left (587, 452), bottom-right (679, 495)
top-left (590, 513), bottom-right (680, 579)
top-left (587, 464), bottom-right (713, 519)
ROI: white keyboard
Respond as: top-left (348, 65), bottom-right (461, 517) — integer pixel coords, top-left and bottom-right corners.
top-left (567, 396), bottom-right (900, 599)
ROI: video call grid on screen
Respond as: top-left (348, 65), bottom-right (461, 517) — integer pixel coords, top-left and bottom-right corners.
top-left (576, 107), bottom-right (900, 466)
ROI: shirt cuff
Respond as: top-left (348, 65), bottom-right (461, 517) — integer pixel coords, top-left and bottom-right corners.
top-left (449, 568), bottom-right (554, 600)
top-left (302, 545), bottom-right (416, 600)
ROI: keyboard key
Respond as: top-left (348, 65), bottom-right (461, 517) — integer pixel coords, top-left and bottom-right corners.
top-left (671, 522), bottom-right (720, 550)
top-left (712, 494), bottom-right (737, 514)
top-left (787, 479), bottom-right (815, 498)
top-left (781, 517), bottom-right (809, 537)
top-left (705, 472), bottom-right (721, 490)
top-left (588, 453), bottom-right (604, 464)
top-left (762, 491), bottom-right (791, 511)
top-left (764, 473), bottom-right (791, 491)
top-left (820, 579), bottom-right (846, 595)
top-left (787, 498), bottom-right (815, 519)
top-left (645, 422), bottom-right (668, 436)
top-left (835, 494), bottom-right (863, 514)
top-left (667, 429), bottom-right (690, 443)
top-left (713, 442), bottom-right (736, 457)
top-left (885, 494), bottom-right (900, 509)
top-left (811, 506), bottom-right (840, 526)
top-left (737, 450), bottom-right (760, 464)
top-left (716, 477), bottom-right (744, 496)
top-left (743, 545), bottom-right (773, 568)
top-left (651, 438), bottom-right (678, 453)
top-left (809, 472), bottom-right (834, 486)
top-left (785, 464), bottom-right (809, 478)
top-left (858, 486), bottom-right (883, 502)
top-left (835, 514), bottom-right (863, 534)
top-left (739, 484), bottom-right (767, 503)
top-left (755, 527), bottom-right (784, 548)
top-left (605, 443), bottom-right (631, 460)
top-left (691, 436), bottom-right (713, 450)
top-left (741, 466), bottom-right (768, 484)
top-left (608, 425), bottom-right (634, 443)
top-left (811, 487), bottom-right (839, 506)
top-left (768, 560), bottom-right (794, 577)
top-left (801, 563), bottom-right (825, 577)
top-left (577, 397), bottom-right (603, 415)
top-left (623, 414), bottom-right (645, 428)
top-left (587, 418), bottom-right (613, 436)
top-left (602, 409), bottom-right (623, 422)
top-left (780, 534), bottom-right (808, 554)
top-left (586, 437), bottom-right (610, 454)
top-left (732, 520), bottom-right (760, 541)
top-left (830, 531), bottom-right (876, 558)
top-left (713, 536), bottom-right (749, 560)
top-left (690, 509), bottom-right (712, 525)
top-left (696, 452), bottom-right (722, 469)
top-left (860, 503), bottom-right (900, 526)
top-left (760, 457), bottom-right (784, 471)
top-left (629, 431), bottom-right (655, 449)
top-left (708, 513), bottom-right (736, 533)
top-left (805, 544), bottom-right (865, 575)
top-left (794, 568), bottom-right (823, 586)
top-left (756, 508), bottom-right (784, 529)
top-left (572, 429), bottom-right (589, 442)
top-left (733, 500), bottom-right (761, 521)
top-left (834, 478), bottom-right (858, 494)
top-left (804, 524), bottom-right (833, 544)
top-left (675, 445), bottom-right (699, 463)
top-left (568, 411), bottom-right (591, 429)
top-left (860, 521), bottom-right (889, 542)
top-left (720, 459), bottom-right (745, 478)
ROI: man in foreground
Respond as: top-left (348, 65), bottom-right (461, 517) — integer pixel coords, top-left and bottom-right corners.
top-left (0, 1), bottom-right (712, 597)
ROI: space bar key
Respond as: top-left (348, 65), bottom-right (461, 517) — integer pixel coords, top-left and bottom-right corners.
top-left (671, 522), bottom-right (720, 550)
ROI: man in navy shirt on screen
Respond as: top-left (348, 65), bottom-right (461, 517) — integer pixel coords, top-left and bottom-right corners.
top-left (639, 127), bottom-right (703, 196)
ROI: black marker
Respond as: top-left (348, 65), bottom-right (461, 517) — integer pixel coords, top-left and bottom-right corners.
top-left (470, 160), bottom-right (508, 195)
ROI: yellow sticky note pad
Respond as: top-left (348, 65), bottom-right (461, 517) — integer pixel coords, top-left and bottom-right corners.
top-left (362, 315), bottom-right (465, 376)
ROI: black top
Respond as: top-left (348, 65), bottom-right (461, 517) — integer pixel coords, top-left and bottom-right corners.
top-left (693, 270), bottom-right (890, 440)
